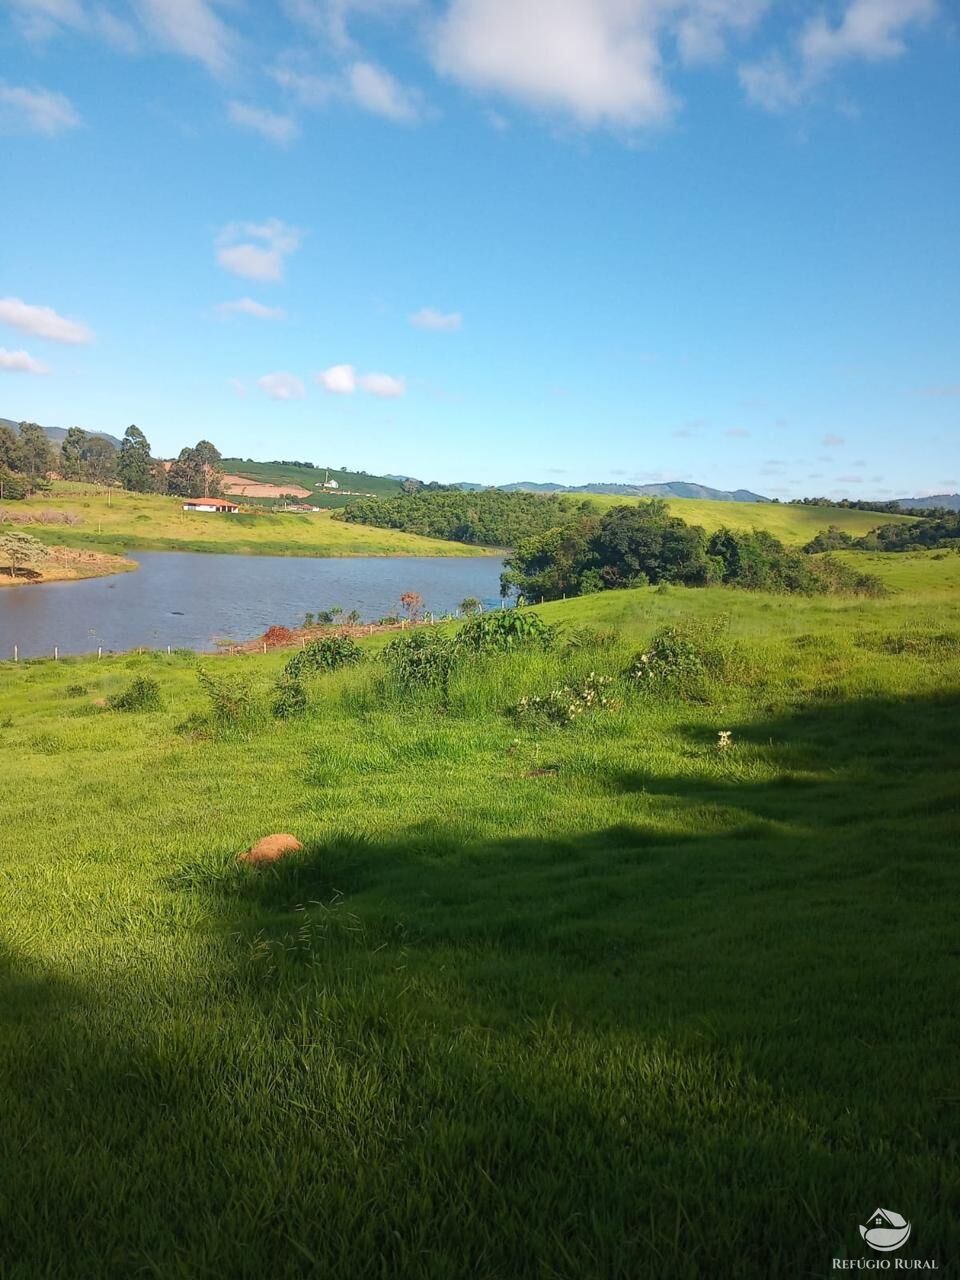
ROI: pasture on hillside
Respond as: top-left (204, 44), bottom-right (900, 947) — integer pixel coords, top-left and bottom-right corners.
top-left (4, 484), bottom-right (493, 559)
top-left (221, 459), bottom-right (404, 503)
top-left (586, 493), bottom-right (918, 543)
top-left (1, 551), bottom-right (957, 1277)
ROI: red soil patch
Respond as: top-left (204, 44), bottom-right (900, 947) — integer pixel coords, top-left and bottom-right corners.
top-left (238, 833), bottom-right (304, 866)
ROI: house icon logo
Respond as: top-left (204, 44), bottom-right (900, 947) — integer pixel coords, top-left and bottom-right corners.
top-left (860, 1208), bottom-right (912, 1252)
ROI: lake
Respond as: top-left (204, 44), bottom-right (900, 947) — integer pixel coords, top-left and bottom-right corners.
top-left (0, 552), bottom-right (507, 658)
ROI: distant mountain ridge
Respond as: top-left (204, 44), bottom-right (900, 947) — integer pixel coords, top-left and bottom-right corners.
top-left (452, 479), bottom-right (771, 503)
top-left (1, 417), bottom-right (122, 449)
top-left (892, 494), bottom-right (960, 512)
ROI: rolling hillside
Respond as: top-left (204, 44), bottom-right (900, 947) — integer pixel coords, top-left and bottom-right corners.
top-left (588, 494), bottom-right (917, 543)
top-left (221, 459), bottom-right (404, 506)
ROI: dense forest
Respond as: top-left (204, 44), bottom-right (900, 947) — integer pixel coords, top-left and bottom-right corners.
top-left (501, 502), bottom-right (886, 601)
top-left (338, 486), bottom-right (597, 547)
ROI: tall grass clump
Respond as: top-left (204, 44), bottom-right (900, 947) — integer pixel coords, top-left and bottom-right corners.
top-left (627, 616), bottom-right (748, 702)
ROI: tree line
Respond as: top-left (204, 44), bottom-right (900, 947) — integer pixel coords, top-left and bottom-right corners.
top-left (0, 423), bottom-right (224, 500)
top-left (338, 486), bottom-right (597, 547)
top-left (501, 501), bottom-right (886, 600)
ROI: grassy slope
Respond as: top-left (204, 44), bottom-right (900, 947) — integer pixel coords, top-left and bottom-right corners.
top-left (221, 459), bottom-right (404, 500)
top-left (583, 493), bottom-right (917, 542)
top-left (1, 552), bottom-right (958, 1276)
top-left (8, 484), bottom-right (493, 558)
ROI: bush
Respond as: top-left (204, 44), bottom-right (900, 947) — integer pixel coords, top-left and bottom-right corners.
top-left (196, 666), bottom-right (255, 726)
top-left (108, 676), bottom-right (163, 712)
top-left (284, 634), bottom-right (364, 679)
top-left (271, 672), bottom-right (308, 719)
top-left (455, 609), bottom-right (556, 655)
top-left (627, 618), bottom-right (744, 701)
top-left (512, 673), bottom-right (615, 727)
top-left (382, 631), bottom-right (458, 695)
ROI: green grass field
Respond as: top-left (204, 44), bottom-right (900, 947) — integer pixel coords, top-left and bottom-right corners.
top-left (1, 550), bottom-right (957, 1277)
top-left (584, 494), bottom-right (917, 542)
top-left (7, 484), bottom-right (492, 558)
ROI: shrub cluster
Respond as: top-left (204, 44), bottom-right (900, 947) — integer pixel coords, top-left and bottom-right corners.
top-left (284, 635), bottom-right (365, 679)
top-left (512, 673), bottom-right (614, 727)
top-left (627, 618), bottom-right (745, 702)
top-left (107, 676), bottom-right (163, 712)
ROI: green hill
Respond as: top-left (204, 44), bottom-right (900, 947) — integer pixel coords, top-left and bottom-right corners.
top-left (221, 459), bottom-right (403, 505)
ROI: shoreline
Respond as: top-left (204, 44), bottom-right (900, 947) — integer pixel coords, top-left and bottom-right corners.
top-left (0, 547), bottom-right (137, 589)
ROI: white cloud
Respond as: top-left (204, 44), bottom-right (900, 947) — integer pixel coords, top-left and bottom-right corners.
top-left (217, 297), bottom-right (286, 320)
top-left (136, 0), bottom-right (235, 76)
top-left (315, 364), bottom-right (358, 393)
top-left (258, 371), bottom-right (306, 400)
top-left (738, 55), bottom-right (806, 111)
top-left (228, 377), bottom-right (248, 397)
top-left (410, 307), bottom-right (462, 331)
top-left (800, 0), bottom-right (936, 72)
top-left (741, 0), bottom-right (937, 112)
top-left (284, 0), bottom-right (421, 52)
top-left (0, 83), bottom-right (81, 135)
top-left (270, 65), bottom-right (340, 108)
top-left (0, 348), bottom-right (50, 374)
top-left (347, 61), bottom-right (421, 122)
top-left (432, 0), bottom-right (678, 127)
top-left (216, 219), bottom-right (303, 282)
top-left (360, 371), bottom-right (405, 397)
top-left (676, 0), bottom-right (769, 65)
top-left (95, 7), bottom-right (141, 53)
top-left (821, 433), bottom-right (845, 447)
top-left (9, 0), bottom-right (85, 41)
top-left (227, 101), bottom-right (299, 146)
top-left (0, 296), bottom-right (94, 344)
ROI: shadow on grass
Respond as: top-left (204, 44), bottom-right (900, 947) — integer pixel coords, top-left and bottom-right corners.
top-left (2, 691), bottom-right (959, 1277)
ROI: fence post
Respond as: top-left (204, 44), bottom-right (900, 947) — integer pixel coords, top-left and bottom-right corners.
top-left (13, 645), bottom-right (17, 663)
top-left (262, 642), bottom-right (267, 655)
top-left (98, 647), bottom-right (102, 660)
top-left (54, 646), bottom-right (58, 661)
top-left (167, 645), bottom-right (171, 655)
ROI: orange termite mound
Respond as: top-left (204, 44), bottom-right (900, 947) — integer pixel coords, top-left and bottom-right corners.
top-left (238, 833), bottom-right (304, 865)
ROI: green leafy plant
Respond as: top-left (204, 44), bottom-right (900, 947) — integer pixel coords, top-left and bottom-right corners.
top-left (196, 666), bottom-right (255, 726)
top-left (284, 635), bottom-right (364, 679)
top-left (271, 673), bottom-right (308, 719)
top-left (455, 608), bottom-right (556, 656)
top-left (382, 631), bottom-right (458, 694)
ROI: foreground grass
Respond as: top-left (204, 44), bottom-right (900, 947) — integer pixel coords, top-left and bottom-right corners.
top-left (1, 571), bottom-right (958, 1277)
top-left (6, 485), bottom-right (493, 558)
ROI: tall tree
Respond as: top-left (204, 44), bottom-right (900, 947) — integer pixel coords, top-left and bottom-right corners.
top-left (60, 427), bottom-right (89, 481)
top-left (16, 423), bottom-right (54, 479)
top-left (194, 440), bottom-right (223, 497)
top-left (167, 441), bottom-right (223, 498)
top-left (118, 424), bottom-right (152, 492)
top-left (80, 435), bottom-right (117, 484)
top-left (149, 458), bottom-right (169, 494)
top-left (0, 424), bottom-right (22, 473)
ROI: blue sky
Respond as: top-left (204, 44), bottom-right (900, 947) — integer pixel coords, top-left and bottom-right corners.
top-left (1, 0), bottom-right (957, 497)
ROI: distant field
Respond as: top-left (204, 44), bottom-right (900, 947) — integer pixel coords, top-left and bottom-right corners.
top-left (582, 494), bottom-right (917, 543)
top-left (8, 485), bottom-right (493, 558)
top-left (832, 548), bottom-right (960, 594)
top-left (221, 459), bottom-right (404, 505)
